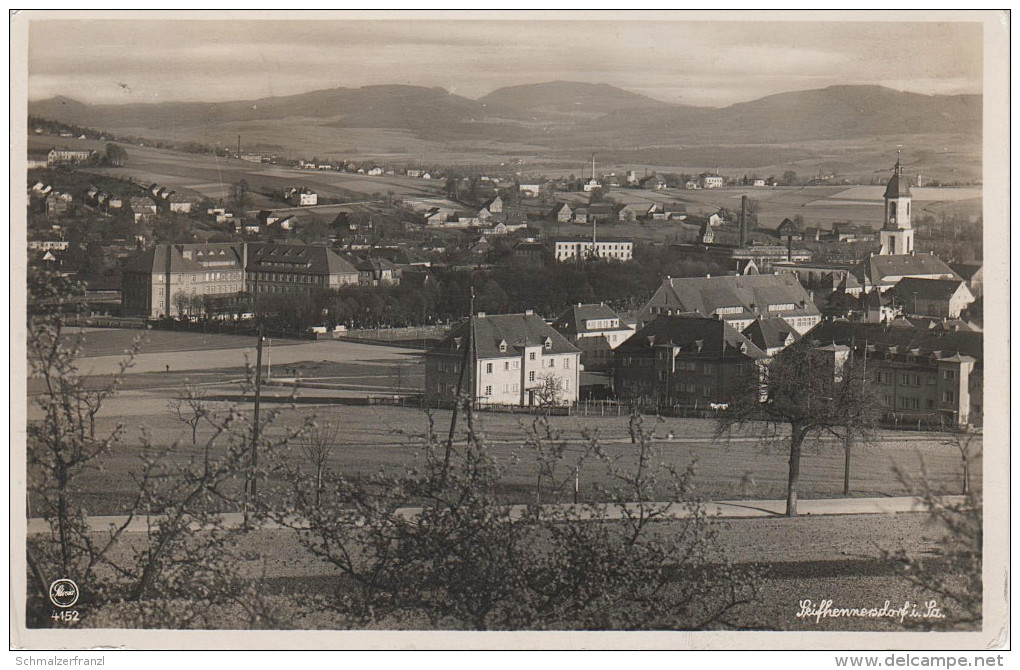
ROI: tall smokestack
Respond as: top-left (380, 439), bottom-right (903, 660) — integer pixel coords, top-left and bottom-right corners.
top-left (237, 135), bottom-right (241, 158)
top-left (591, 153), bottom-right (596, 180)
top-left (740, 195), bottom-right (748, 247)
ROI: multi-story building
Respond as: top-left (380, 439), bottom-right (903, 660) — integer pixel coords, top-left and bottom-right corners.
top-left (245, 243), bottom-right (359, 295)
top-left (122, 242), bottom-right (361, 318)
top-left (700, 174), bottom-right (724, 189)
top-left (614, 315), bottom-right (767, 407)
top-left (424, 311), bottom-right (581, 408)
top-left (47, 147), bottom-right (93, 166)
top-left (638, 273), bottom-right (821, 334)
top-left (551, 303), bottom-right (635, 370)
top-left (122, 243), bottom-right (246, 318)
top-left (553, 238), bottom-right (633, 262)
top-left (806, 319), bottom-right (982, 427)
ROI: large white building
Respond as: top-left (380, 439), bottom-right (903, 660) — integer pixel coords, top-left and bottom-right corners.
top-left (554, 238), bottom-right (633, 262)
top-left (425, 311), bottom-right (581, 407)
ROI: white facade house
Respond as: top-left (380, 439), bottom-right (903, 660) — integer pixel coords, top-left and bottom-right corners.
top-left (554, 239), bottom-right (633, 262)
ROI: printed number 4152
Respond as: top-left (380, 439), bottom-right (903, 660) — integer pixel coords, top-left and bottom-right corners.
top-left (51, 610), bottom-right (80, 623)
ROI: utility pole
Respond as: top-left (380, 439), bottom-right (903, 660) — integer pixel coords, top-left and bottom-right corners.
top-left (247, 321), bottom-right (264, 526)
top-left (443, 286), bottom-right (475, 479)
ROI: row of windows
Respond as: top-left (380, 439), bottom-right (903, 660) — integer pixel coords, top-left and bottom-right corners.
top-left (253, 271), bottom-right (326, 285)
top-left (883, 392), bottom-right (957, 408)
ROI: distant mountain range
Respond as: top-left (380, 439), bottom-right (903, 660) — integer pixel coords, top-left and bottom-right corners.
top-left (28, 81), bottom-right (981, 152)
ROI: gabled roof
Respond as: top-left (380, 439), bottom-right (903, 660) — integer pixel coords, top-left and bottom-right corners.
top-left (741, 317), bottom-right (800, 352)
top-left (429, 313), bottom-right (581, 359)
top-left (552, 303), bottom-right (632, 335)
top-left (617, 315), bottom-right (767, 361)
top-left (248, 243), bottom-right (358, 276)
top-left (645, 273), bottom-right (819, 321)
top-left (891, 277), bottom-right (968, 302)
top-left (949, 262), bottom-right (983, 281)
top-left (853, 253), bottom-right (959, 287)
top-left (123, 243), bottom-right (243, 274)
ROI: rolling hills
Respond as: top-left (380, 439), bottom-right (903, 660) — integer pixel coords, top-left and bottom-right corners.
top-left (27, 81), bottom-right (982, 178)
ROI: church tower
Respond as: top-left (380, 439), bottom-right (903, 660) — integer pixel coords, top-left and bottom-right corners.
top-left (879, 156), bottom-right (914, 255)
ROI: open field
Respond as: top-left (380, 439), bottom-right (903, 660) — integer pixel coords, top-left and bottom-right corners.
top-left (28, 135), bottom-right (447, 202)
top-left (27, 328), bottom-right (979, 516)
top-left (556, 183), bottom-right (981, 231)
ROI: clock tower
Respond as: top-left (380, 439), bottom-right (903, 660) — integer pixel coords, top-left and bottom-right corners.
top-left (879, 157), bottom-right (914, 255)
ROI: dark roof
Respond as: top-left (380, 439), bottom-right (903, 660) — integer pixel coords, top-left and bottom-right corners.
top-left (122, 243), bottom-right (243, 274)
top-left (429, 313), bottom-right (580, 358)
top-left (949, 262), bottom-right (983, 281)
top-left (644, 273), bottom-right (819, 321)
top-left (551, 303), bottom-right (632, 335)
top-left (248, 243), bottom-right (358, 276)
top-left (776, 218), bottom-right (800, 236)
top-left (617, 315), bottom-right (767, 360)
top-left (853, 253), bottom-right (959, 287)
top-left (891, 277), bottom-right (968, 302)
top-left (741, 317), bottom-right (799, 351)
top-left (805, 319), bottom-right (982, 361)
top-left (884, 163), bottom-right (912, 198)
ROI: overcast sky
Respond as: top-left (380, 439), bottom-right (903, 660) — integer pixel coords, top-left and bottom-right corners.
top-left (27, 17), bottom-right (983, 107)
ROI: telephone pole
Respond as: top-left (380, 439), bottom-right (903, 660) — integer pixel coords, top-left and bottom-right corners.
top-left (443, 286), bottom-right (475, 478)
top-left (245, 275), bottom-right (264, 527)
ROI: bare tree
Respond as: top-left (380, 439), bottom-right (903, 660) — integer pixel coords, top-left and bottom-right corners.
top-left (273, 407), bottom-right (758, 630)
top-left (299, 420), bottom-right (342, 508)
top-left (169, 385), bottom-right (209, 446)
top-left (533, 372), bottom-right (565, 408)
top-left (718, 343), bottom-right (882, 516)
top-left (172, 290), bottom-right (191, 319)
top-left (941, 426), bottom-right (981, 496)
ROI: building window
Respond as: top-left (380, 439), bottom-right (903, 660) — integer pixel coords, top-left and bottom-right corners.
top-left (564, 358), bottom-right (570, 369)
top-left (943, 391), bottom-right (956, 403)
top-left (486, 363), bottom-right (493, 374)
top-left (548, 359), bottom-right (555, 368)
top-left (485, 386), bottom-right (492, 396)
top-left (943, 369), bottom-right (956, 380)
top-left (529, 352), bottom-right (536, 361)
top-left (529, 371), bottom-right (535, 382)
top-left (504, 362), bottom-right (510, 371)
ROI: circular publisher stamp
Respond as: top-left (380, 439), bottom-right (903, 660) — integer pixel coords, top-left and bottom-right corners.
top-left (48, 579), bottom-right (80, 608)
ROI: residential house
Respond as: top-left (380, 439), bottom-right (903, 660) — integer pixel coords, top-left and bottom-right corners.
top-left (554, 238), bottom-right (633, 262)
top-left (367, 166), bottom-right (384, 176)
top-left (572, 208), bottom-right (589, 225)
top-left (423, 207), bottom-right (456, 226)
top-left (618, 203), bottom-right (655, 221)
top-left (700, 174), bottom-right (724, 189)
top-left (285, 187), bottom-right (318, 206)
top-left (512, 241), bottom-right (547, 267)
top-left (753, 179), bottom-right (766, 187)
top-left (421, 172), bottom-right (432, 180)
top-left (640, 174), bottom-right (667, 191)
top-left (614, 315), bottom-right (767, 407)
top-left (551, 303), bottom-right (635, 371)
top-left (167, 194), bottom-right (193, 214)
top-left (638, 273), bottom-right (821, 334)
top-left (891, 277), bottom-right (975, 319)
top-left (129, 197), bottom-right (157, 223)
top-left (519, 183), bottom-right (541, 197)
top-left (424, 311), bottom-right (582, 408)
top-left (354, 256), bottom-right (401, 286)
top-left (684, 180), bottom-right (700, 190)
top-left (805, 319), bottom-right (983, 427)
top-left (583, 178), bottom-right (601, 192)
top-left (587, 202), bottom-right (617, 222)
top-left (551, 203), bottom-right (572, 223)
top-left (483, 195), bottom-right (504, 214)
